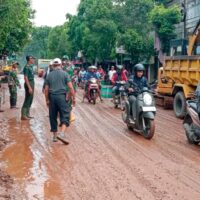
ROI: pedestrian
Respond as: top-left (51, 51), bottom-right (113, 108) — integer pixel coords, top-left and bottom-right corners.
top-left (42, 60), bottom-right (53, 93)
top-left (21, 55), bottom-right (35, 120)
top-left (108, 66), bottom-right (116, 84)
top-left (8, 61), bottom-right (21, 109)
top-left (78, 67), bottom-right (86, 85)
top-left (97, 65), bottom-right (105, 80)
top-left (44, 58), bottom-right (76, 144)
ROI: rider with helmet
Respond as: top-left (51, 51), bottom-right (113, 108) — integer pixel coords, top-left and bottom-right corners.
top-left (111, 65), bottom-right (128, 97)
top-left (127, 63), bottom-right (149, 120)
top-left (83, 66), bottom-right (103, 101)
top-left (83, 66), bottom-right (99, 91)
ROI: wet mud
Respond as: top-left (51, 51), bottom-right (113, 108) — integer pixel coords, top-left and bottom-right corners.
top-left (0, 118), bottom-right (15, 200)
top-left (0, 77), bottom-right (200, 200)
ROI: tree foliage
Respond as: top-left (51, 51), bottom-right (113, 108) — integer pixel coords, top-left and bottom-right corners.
top-left (150, 4), bottom-right (181, 52)
top-left (0, 0), bottom-right (34, 53)
top-left (22, 0), bottom-right (181, 63)
top-left (23, 26), bottom-right (52, 59)
top-left (47, 24), bottom-right (72, 58)
top-left (66, 0), bottom-right (155, 63)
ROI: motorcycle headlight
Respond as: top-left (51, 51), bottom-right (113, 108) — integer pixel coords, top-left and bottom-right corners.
top-left (143, 93), bottom-right (152, 105)
top-left (90, 78), bottom-right (96, 83)
top-left (119, 86), bottom-right (124, 91)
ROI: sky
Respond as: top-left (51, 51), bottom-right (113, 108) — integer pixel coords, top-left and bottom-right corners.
top-left (32, 0), bottom-right (80, 27)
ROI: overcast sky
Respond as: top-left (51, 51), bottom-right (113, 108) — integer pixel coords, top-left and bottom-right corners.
top-left (32, 0), bottom-right (80, 27)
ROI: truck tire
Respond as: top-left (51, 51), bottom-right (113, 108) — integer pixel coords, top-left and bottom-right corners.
top-left (173, 91), bottom-right (186, 119)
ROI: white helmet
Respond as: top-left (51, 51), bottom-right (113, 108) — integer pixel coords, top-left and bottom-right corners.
top-left (88, 65), bottom-right (97, 70)
top-left (116, 65), bottom-right (123, 70)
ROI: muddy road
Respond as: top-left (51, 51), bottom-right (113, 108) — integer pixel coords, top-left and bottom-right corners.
top-left (0, 77), bottom-right (200, 200)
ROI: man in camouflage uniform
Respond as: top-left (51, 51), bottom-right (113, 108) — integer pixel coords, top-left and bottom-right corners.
top-left (21, 55), bottom-right (35, 120)
top-left (62, 56), bottom-right (76, 122)
top-left (8, 62), bottom-right (21, 109)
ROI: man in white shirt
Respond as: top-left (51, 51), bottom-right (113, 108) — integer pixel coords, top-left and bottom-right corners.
top-left (108, 66), bottom-right (116, 83)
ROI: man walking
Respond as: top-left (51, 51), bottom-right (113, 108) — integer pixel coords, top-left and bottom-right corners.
top-left (21, 55), bottom-right (35, 120)
top-left (45, 58), bottom-right (76, 144)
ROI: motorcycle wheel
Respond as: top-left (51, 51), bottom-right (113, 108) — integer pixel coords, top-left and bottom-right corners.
top-left (185, 123), bottom-right (199, 145)
top-left (120, 96), bottom-right (126, 111)
top-left (143, 118), bottom-right (155, 140)
top-left (183, 115), bottom-right (199, 145)
top-left (91, 91), bottom-right (97, 105)
top-left (127, 124), bottom-right (133, 130)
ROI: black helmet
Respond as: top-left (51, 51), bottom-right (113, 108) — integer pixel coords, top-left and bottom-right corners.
top-left (134, 63), bottom-right (145, 72)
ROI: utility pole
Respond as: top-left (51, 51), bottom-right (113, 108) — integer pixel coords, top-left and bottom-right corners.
top-left (181, 0), bottom-right (187, 39)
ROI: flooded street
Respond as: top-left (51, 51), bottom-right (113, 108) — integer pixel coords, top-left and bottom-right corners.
top-left (1, 77), bottom-right (200, 200)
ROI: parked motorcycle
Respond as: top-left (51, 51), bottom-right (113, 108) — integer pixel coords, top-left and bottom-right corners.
top-left (113, 81), bottom-right (127, 110)
top-left (86, 78), bottom-right (100, 104)
top-left (183, 100), bottom-right (200, 145)
top-left (122, 82), bottom-right (156, 139)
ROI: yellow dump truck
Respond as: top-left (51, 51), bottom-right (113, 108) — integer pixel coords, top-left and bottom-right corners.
top-left (156, 19), bottom-right (200, 118)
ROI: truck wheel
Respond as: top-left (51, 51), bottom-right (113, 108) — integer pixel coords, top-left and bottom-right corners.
top-left (173, 91), bottom-right (186, 119)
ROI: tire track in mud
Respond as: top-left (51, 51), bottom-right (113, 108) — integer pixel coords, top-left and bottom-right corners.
top-left (2, 78), bottom-right (200, 200)
top-left (97, 102), bottom-right (200, 194)
top-left (75, 113), bottom-right (169, 200)
top-left (72, 90), bottom-right (200, 199)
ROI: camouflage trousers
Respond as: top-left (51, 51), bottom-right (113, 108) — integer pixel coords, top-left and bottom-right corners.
top-left (9, 85), bottom-right (17, 108)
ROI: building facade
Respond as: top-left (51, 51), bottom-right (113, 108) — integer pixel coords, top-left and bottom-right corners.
top-left (168, 0), bottom-right (200, 38)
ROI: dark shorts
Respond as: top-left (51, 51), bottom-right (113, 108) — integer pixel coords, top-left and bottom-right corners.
top-left (49, 93), bottom-right (70, 132)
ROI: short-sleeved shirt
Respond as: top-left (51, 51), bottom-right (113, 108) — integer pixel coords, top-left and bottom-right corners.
top-left (83, 72), bottom-right (99, 81)
top-left (46, 68), bottom-right (71, 95)
top-left (64, 66), bottom-right (74, 78)
top-left (8, 71), bottom-right (20, 87)
top-left (23, 64), bottom-right (34, 81)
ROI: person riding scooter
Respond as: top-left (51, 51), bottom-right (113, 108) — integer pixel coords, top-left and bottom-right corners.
top-left (127, 63), bottom-right (149, 121)
top-left (111, 65), bottom-right (128, 97)
top-left (83, 66), bottom-right (103, 102)
top-left (183, 82), bottom-right (200, 145)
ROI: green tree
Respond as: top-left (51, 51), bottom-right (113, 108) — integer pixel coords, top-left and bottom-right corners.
top-left (23, 26), bottom-right (52, 59)
top-left (47, 24), bottom-right (72, 58)
top-left (118, 29), bottom-right (153, 63)
top-left (150, 5), bottom-right (181, 53)
top-left (68, 0), bottom-right (117, 62)
top-left (0, 0), bottom-right (34, 53)
top-left (113, 0), bottom-right (154, 64)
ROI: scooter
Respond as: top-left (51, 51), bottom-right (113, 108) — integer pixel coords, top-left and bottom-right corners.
top-left (122, 82), bottom-right (156, 139)
top-left (183, 100), bottom-right (200, 145)
top-left (86, 78), bottom-right (100, 104)
top-left (113, 81), bottom-right (127, 110)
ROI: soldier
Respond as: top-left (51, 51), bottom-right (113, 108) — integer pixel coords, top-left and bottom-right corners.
top-left (21, 55), bottom-right (35, 120)
top-left (8, 62), bottom-right (21, 109)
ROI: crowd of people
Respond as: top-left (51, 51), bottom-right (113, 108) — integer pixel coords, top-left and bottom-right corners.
top-left (1, 54), bottom-right (150, 144)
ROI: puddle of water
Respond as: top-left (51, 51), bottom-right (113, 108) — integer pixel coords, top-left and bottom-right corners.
top-left (1, 119), bottom-right (50, 199)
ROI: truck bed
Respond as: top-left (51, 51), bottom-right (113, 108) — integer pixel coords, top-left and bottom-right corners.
top-left (164, 55), bottom-right (200, 86)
